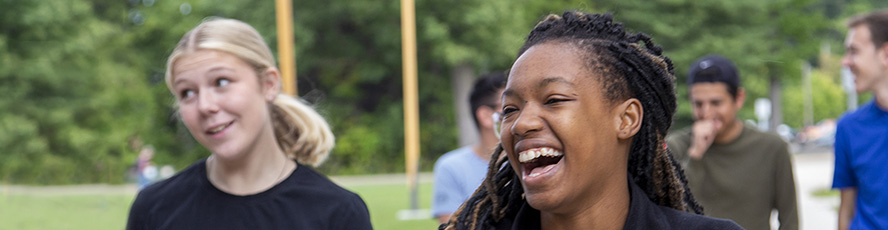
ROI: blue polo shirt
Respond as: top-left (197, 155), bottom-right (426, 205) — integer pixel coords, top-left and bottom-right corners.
top-left (432, 146), bottom-right (489, 217)
top-left (832, 100), bottom-right (888, 230)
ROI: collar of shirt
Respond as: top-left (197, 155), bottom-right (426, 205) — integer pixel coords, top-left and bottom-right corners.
top-left (500, 177), bottom-right (672, 230)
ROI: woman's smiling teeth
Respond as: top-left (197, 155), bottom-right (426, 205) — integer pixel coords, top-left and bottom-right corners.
top-left (208, 121), bottom-right (233, 134)
top-left (518, 147), bottom-right (564, 179)
top-left (518, 147), bottom-right (563, 163)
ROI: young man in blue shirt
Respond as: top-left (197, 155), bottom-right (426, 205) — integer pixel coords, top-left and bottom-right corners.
top-left (432, 72), bottom-right (506, 224)
top-left (834, 9), bottom-right (888, 230)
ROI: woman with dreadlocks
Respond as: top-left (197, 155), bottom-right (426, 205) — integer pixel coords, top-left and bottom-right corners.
top-left (443, 11), bottom-right (742, 230)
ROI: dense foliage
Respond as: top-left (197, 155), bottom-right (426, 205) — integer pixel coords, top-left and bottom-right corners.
top-left (0, 1), bottom-right (155, 184)
top-left (1, 0), bottom-right (885, 184)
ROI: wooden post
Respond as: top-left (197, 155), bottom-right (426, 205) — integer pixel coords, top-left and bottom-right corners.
top-left (400, 0), bottom-right (420, 210)
top-left (275, 0), bottom-right (297, 95)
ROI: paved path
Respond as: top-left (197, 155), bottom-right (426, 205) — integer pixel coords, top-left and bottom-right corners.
top-left (792, 151), bottom-right (838, 230)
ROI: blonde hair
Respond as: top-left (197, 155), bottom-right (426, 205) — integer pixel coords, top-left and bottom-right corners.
top-left (165, 18), bottom-right (334, 167)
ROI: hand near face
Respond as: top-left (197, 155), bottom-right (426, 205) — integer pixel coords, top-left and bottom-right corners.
top-left (689, 81), bottom-right (742, 160)
top-left (689, 119), bottom-right (722, 160)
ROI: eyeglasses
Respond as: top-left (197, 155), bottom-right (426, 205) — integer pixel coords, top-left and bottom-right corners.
top-left (492, 111), bottom-right (503, 140)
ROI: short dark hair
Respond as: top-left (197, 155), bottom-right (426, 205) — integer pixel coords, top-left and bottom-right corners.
top-left (847, 9), bottom-right (888, 49)
top-left (469, 71), bottom-right (507, 129)
top-left (687, 54), bottom-right (740, 99)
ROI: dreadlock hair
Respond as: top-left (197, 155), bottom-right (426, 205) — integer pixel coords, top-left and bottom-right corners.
top-left (443, 11), bottom-right (703, 230)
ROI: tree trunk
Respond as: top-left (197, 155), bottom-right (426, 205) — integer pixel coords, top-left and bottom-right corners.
top-left (769, 73), bottom-right (783, 132)
top-left (451, 63), bottom-right (477, 146)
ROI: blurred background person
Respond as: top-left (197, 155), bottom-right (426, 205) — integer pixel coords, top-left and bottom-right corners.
top-left (432, 71), bottom-right (506, 224)
top-left (833, 9), bottom-right (888, 230)
top-left (667, 54), bottom-right (798, 230)
top-left (135, 145), bottom-right (157, 190)
top-left (126, 18), bottom-right (371, 229)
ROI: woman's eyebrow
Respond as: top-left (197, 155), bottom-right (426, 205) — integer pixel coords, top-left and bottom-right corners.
top-left (538, 77), bottom-right (573, 88)
top-left (173, 78), bottom-right (189, 87)
top-left (502, 76), bottom-right (575, 100)
top-left (502, 89), bottom-right (517, 100)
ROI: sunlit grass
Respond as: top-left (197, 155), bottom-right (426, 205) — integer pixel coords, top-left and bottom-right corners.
top-left (350, 183), bottom-right (439, 230)
top-left (0, 193), bottom-right (134, 229)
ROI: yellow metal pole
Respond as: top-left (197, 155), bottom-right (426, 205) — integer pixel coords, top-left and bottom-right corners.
top-left (275, 0), bottom-right (297, 95)
top-left (400, 0), bottom-right (421, 210)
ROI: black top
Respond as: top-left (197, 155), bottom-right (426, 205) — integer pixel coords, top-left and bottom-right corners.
top-left (494, 179), bottom-right (742, 230)
top-left (127, 159), bottom-right (372, 230)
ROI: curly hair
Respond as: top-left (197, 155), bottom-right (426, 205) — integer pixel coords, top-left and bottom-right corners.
top-left (443, 11), bottom-right (702, 230)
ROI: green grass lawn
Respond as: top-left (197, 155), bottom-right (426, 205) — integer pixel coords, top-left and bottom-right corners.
top-left (0, 182), bottom-right (438, 230)
top-left (0, 193), bottom-right (134, 230)
top-left (350, 183), bottom-right (439, 230)
top-left (811, 187), bottom-right (840, 198)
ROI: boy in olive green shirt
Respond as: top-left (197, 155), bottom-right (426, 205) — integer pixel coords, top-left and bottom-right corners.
top-left (667, 55), bottom-right (798, 230)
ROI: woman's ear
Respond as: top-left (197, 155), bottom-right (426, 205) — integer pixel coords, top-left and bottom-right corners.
top-left (261, 67), bottom-right (282, 102)
top-left (614, 98), bottom-right (643, 140)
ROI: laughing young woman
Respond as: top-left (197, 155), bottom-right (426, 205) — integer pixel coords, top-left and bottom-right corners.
top-left (443, 11), bottom-right (742, 230)
top-left (126, 18), bottom-right (371, 229)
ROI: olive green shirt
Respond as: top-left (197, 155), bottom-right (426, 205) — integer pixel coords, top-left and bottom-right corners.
top-left (666, 124), bottom-right (798, 230)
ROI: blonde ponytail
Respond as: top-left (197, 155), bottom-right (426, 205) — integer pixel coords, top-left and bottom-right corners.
top-left (270, 95), bottom-right (335, 167)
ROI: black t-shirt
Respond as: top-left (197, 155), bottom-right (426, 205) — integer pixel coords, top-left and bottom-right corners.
top-left (494, 178), bottom-right (742, 230)
top-left (127, 159), bottom-right (372, 230)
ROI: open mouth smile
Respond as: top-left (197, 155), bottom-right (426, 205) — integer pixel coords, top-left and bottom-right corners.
top-left (518, 147), bottom-right (564, 178)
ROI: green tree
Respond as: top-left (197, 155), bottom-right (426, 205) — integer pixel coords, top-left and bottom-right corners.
top-left (592, 0), bottom-right (830, 130)
top-left (783, 51), bottom-right (847, 129)
top-left (4, 0), bottom-right (885, 184)
top-left (0, 0), bottom-right (155, 184)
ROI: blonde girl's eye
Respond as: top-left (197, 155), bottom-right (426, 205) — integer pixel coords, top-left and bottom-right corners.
top-left (180, 89), bottom-right (196, 99)
top-left (217, 78), bottom-right (230, 87)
